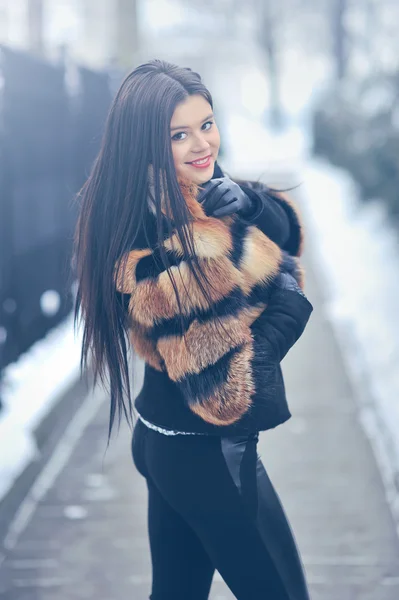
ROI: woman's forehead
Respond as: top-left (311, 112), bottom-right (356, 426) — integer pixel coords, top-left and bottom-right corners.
top-left (170, 95), bottom-right (212, 129)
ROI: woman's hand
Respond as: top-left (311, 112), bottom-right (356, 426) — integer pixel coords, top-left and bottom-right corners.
top-left (198, 177), bottom-right (253, 218)
top-left (274, 272), bottom-right (307, 299)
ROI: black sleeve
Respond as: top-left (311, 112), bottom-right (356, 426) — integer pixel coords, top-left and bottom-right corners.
top-left (238, 184), bottom-right (291, 249)
top-left (251, 277), bottom-right (313, 363)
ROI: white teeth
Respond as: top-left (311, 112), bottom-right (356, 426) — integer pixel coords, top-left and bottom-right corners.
top-left (191, 157), bottom-right (209, 165)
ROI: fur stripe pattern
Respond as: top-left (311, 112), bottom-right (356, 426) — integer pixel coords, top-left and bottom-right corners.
top-left (114, 171), bottom-right (304, 425)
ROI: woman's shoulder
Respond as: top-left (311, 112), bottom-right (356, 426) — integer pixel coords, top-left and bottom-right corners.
top-left (128, 212), bottom-right (169, 251)
top-left (233, 180), bottom-right (303, 256)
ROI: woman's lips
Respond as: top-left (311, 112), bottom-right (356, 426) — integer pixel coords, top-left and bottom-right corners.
top-left (187, 155), bottom-right (212, 169)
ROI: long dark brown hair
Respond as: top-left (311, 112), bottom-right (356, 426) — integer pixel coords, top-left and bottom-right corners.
top-left (72, 59), bottom-right (226, 443)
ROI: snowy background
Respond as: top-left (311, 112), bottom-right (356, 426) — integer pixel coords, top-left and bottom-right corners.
top-left (1, 0), bottom-right (399, 537)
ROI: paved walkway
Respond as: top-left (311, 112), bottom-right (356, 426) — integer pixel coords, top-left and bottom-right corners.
top-left (1, 216), bottom-right (399, 599)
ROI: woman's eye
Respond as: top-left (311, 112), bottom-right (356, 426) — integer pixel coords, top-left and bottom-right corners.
top-left (172, 132), bottom-right (187, 141)
top-left (171, 121), bottom-right (214, 142)
top-left (203, 120), bottom-right (214, 130)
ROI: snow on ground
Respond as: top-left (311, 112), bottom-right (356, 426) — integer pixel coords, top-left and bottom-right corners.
top-left (300, 160), bottom-right (399, 525)
top-left (0, 313), bottom-right (83, 501)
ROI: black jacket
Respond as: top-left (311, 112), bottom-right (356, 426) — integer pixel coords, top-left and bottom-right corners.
top-left (116, 162), bottom-right (313, 435)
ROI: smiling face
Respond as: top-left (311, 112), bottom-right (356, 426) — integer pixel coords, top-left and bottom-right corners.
top-left (170, 94), bottom-right (221, 185)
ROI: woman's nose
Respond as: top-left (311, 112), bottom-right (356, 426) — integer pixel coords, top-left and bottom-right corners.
top-left (191, 134), bottom-right (210, 152)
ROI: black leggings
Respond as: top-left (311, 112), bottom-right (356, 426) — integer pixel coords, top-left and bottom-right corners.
top-left (132, 419), bottom-right (310, 600)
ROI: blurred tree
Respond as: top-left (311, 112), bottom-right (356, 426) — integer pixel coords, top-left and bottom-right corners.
top-left (258, 0), bottom-right (282, 130)
top-left (28, 0), bottom-right (44, 56)
top-left (115, 0), bottom-right (140, 69)
top-left (332, 0), bottom-right (348, 81)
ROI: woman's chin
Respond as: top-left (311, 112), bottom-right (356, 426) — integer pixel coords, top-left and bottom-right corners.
top-left (184, 164), bottom-right (214, 185)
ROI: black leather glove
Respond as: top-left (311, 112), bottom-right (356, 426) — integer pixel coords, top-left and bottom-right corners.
top-left (275, 272), bottom-right (307, 298)
top-left (198, 177), bottom-right (253, 218)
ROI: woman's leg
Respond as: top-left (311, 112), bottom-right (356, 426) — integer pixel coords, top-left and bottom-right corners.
top-left (147, 478), bottom-right (215, 600)
top-left (252, 454), bottom-right (310, 600)
top-left (144, 429), bottom-right (311, 600)
top-left (131, 420), bottom-right (215, 600)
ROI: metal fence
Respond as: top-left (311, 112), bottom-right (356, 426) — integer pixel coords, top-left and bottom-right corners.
top-left (0, 46), bottom-right (115, 389)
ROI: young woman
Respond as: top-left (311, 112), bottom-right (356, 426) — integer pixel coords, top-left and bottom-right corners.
top-left (73, 59), bottom-right (313, 600)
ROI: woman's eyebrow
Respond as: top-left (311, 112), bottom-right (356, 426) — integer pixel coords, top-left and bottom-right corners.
top-left (170, 113), bottom-right (214, 131)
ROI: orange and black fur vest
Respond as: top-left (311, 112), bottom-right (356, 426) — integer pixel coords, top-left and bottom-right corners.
top-left (115, 172), bottom-right (313, 435)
